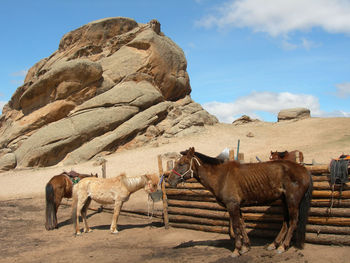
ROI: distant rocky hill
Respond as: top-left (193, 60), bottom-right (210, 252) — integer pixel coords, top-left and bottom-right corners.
top-left (0, 17), bottom-right (217, 170)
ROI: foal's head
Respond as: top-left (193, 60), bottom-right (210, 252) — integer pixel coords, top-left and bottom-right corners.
top-left (143, 173), bottom-right (159, 193)
top-left (168, 147), bottom-right (196, 187)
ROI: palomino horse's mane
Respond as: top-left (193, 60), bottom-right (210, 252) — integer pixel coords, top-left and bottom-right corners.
top-left (181, 150), bottom-right (225, 165)
top-left (121, 174), bottom-right (144, 188)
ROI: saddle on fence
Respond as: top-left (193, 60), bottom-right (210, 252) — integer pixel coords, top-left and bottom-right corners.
top-left (330, 155), bottom-right (350, 185)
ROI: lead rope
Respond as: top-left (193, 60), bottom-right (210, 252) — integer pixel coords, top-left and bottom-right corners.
top-left (147, 194), bottom-right (154, 219)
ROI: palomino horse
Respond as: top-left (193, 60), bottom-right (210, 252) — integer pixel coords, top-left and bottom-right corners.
top-left (168, 147), bottom-right (313, 257)
top-left (270, 150), bottom-right (304, 164)
top-left (45, 170), bottom-right (97, 230)
top-left (72, 173), bottom-right (159, 235)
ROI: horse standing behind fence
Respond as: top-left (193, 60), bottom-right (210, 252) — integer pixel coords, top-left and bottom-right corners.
top-left (270, 150), bottom-right (304, 164)
top-left (72, 173), bottom-right (159, 235)
top-left (168, 147), bottom-right (313, 257)
top-left (45, 170), bottom-right (98, 230)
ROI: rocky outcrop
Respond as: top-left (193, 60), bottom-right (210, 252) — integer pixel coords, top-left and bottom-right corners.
top-left (0, 17), bottom-right (217, 170)
top-left (232, 115), bottom-right (260, 126)
top-left (277, 108), bottom-right (311, 122)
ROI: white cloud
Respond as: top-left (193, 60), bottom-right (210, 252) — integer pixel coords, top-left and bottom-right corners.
top-left (196, 0), bottom-right (350, 36)
top-left (203, 91), bottom-right (321, 123)
top-left (335, 83), bottom-right (350, 98)
top-left (11, 70), bottom-right (28, 77)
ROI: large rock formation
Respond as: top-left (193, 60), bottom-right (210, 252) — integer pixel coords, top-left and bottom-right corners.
top-left (277, 108), bottom-right (311, 122)
top-left (0, 17), bottom-right (217, 170)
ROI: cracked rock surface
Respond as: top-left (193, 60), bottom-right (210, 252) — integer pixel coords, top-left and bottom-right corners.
top-left (0, 17), bottom-right (217, 170)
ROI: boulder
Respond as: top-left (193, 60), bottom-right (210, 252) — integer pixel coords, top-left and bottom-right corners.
top-left (278, 108), bottom-right (311, 122)
top-left (0, 18), bottom-right (217, 170)
top-left (0, 153), bottom-right (16, 171)
top-left (232, 115), bottom-right (260, 125)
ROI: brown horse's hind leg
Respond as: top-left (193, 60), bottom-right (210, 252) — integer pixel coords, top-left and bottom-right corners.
top-left (278, 206), bottom-right (299, 253)
top-left (53, 194), bottom-right (64, 229)
top-left (268, 200), bottom-right (289, 251)
top-left (227, 202), bottom-right (244, 257)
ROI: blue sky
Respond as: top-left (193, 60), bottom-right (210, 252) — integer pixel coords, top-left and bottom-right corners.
top-left (1, 0), bottom-right (350, 122)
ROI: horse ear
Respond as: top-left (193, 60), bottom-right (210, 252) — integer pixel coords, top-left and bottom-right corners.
top-left (180, 150), bottom-right (188, 155)
top-left (188, 147), bottom-right (195, 157)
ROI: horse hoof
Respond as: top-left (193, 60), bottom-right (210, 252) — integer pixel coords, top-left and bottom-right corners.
top-left (277, 246), bottom-right (285, 254)
top-left (110, 230), bottom-right (119, 234)
top-left (84, 229), bottom-right (92, 233)
top-left (75, 231), bottom-right (82, 236)
top-left (267, 243), bottom-right (276, 251)
top-left (240, 246), bottom-right (250, 255)
top-left (231, 249), bottom-right (240, 258)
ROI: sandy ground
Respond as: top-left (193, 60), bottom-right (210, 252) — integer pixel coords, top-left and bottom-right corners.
top-left (1, 117), bottom-right (350, 262)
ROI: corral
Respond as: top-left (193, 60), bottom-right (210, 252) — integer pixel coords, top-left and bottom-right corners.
top-left (161, 156), bottom-right (350, 247)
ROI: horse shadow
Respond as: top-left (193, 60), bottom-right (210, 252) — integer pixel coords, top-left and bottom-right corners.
top-left (173, 236), bottom-right (269, 252)
top-left (56, 210), bottom-right (101, 229)
top-left (174, 239), bottom-right (234, 251)
top-left (91, 221), bottom-right (163, 231)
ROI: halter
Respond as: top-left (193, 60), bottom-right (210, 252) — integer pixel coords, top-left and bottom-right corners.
top-left (171, 157), bottom-right (201, 181)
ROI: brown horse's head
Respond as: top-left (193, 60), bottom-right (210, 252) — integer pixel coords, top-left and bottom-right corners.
top-left (167, 147), bottom-right (196, 187)
top-left (270, 151), bottom-right (278, 160)
top-left (269, 150), bottom-right (288, 161)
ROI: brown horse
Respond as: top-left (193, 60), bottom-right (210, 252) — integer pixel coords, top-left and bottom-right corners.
top-left (45, 170), bottom-right (98, 230)
top-left (168, 147), bottom-right (312, 257)
top-left (72, 173), bottom-right (159, 235)
top-left (270, 150), bottom-right (304, 164)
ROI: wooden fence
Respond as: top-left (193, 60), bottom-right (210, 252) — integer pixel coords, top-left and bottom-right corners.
top-left (163, 162), bottom-right (350, 246)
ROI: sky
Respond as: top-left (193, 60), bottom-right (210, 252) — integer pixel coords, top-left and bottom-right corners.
top-left (1, 0), bottom-right (350, 123)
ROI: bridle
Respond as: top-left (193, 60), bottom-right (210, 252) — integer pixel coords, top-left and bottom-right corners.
top-left (171, 157), bottom-right (201, 181)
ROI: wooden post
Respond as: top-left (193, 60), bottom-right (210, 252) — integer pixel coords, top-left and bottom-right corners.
top-left (167, 160), bottom-right (174, 170)
top-left (229, 149), bottom-right (235, 161)
top-left (238, 153), bottom-right (245, 163)
top-left (99, 158), bottom-right (107, 212)
top-left (102, 160), bottom-right (107, 179)
top-left (158, 155), bottom-right (169, 229)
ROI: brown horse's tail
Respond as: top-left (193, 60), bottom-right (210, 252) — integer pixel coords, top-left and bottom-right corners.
top-left (71, 184), bottom-right (79, 232)
top-left (45, 183), bottom-right (57, 230)
top-left (295, 173), bottom-right (313, 248)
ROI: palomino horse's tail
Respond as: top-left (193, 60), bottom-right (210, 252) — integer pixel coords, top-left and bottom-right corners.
top-left (295, 173), bottom-right (313, 248)
top-left (72, 184), bottom-right (79, 232)
top-left (45, 183), bottom-right (56, 230)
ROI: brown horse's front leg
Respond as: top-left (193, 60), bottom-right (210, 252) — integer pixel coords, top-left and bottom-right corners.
top-left (279, 207), bottom-right (299, 253)
top-left (227, 202), bottom-right (243, 257)
top-left (239, 216), bottom-right (250, 254)
top-left (110, 200), bottom-right (123, 234)
top-left (268, 202), bottom-right (288, 251)
top-left (229, 216), bottom-right (250, 254)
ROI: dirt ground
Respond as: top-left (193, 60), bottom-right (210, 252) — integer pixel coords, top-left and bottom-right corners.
top-left (1, 118), bottom-right (350, 262)
top-left (0, 196), bottom-right (349, 263)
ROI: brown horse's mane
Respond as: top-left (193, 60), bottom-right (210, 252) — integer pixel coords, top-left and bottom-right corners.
top-left (276, 151), bottom-right (288, 158)
top-left (62, 170), bottom-right (95, 179)
top-left (181, 150), bottom-right (225, 165)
